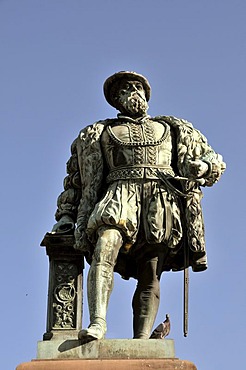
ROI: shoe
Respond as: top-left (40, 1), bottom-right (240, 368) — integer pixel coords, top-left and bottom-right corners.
top-left (78, 323), bottom-right (106, 341)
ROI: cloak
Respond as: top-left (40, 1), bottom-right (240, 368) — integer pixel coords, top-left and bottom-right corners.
top-left (55, 116), bottom-right (226, 279)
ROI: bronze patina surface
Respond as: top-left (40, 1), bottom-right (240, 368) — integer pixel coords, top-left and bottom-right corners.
top-left (50, 71), bottom-right (226, 341)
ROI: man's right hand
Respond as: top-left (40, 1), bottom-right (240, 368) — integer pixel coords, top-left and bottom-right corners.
top-left (51, 215), bottom-right (75, 234)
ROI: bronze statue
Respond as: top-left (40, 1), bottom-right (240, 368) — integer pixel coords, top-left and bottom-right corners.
top-left (52, 71), bottom-right (226, 341)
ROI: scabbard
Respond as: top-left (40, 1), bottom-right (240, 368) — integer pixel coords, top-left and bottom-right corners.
top-left (183, 267), bottom-right (189, 337)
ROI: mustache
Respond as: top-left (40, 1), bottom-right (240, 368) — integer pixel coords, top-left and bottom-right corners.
top-left (127, 92), bottom-right (145, 101)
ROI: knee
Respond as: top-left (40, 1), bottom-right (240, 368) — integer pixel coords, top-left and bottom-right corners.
top-left (138, 278), bottom-right (160, 299)
top-left (150, 279), bottom-right (160, 299)
top-left (137, 263), bottom-right (161, 299)
top-left (98, 227), bottom-right (123, 246)
top-left (93, 227), bottom-right (123, 265)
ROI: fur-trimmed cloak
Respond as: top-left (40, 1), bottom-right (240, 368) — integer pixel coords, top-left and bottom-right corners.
top-left (55, 116), bottom-right (225, 279)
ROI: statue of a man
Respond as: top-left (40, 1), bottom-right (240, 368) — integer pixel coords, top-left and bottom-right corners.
top-left (52, 71), bottom-right (226, 341)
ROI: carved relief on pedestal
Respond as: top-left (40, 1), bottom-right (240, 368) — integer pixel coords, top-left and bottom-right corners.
top-left (52, 262), bottom-right (78, 329)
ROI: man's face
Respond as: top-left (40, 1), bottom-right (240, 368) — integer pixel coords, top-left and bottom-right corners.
top-left (114, 80), bottom-right (149, 117)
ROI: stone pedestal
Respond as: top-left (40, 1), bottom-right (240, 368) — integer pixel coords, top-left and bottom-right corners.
top-left (16, 339), bottom-right (197, 369)
top-left (37, 338), bottom-right (175, 359)
top-left (17, 358), bottom-right (197, 369)
top-left (41, 233), bottom-right (84, 340)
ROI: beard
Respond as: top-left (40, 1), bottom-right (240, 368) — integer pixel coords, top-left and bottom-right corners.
top-left (117, 93), bottom-right (149, 116)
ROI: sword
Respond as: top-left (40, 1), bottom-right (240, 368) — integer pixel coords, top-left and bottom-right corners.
top-left (183, 266), bottom-right (189, 337)
top-left (183, 233), bottom-right (189, 337)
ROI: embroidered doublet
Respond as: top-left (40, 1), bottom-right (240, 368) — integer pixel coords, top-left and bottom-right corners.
top-left (101, 119), bottom-right (175, 182)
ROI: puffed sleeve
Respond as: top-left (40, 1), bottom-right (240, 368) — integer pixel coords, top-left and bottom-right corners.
top-left (55, 138), bottom-right (82, 222)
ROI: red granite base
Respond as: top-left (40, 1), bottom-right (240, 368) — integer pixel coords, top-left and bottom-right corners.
top-left (16, 358), bottom-right (197, 369)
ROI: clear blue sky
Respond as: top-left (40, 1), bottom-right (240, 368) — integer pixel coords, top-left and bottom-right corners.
top-left (1, 1), bottom-right (245, 369)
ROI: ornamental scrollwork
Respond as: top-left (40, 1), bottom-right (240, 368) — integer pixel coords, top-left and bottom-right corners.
top-left (52, 262), bottom-right (78, 329)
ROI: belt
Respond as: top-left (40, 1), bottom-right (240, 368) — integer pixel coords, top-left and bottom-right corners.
top-left (106, 166), bottom-right (175, 183)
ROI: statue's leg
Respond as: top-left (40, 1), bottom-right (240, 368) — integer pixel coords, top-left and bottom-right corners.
top-left (132, 254), bottom-right (161, 339)
top-left (78, 227), bottom-right (123, 340)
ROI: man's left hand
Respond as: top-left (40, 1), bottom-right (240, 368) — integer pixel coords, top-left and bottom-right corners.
top-left (188, 160), bottom-right (209, 178)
